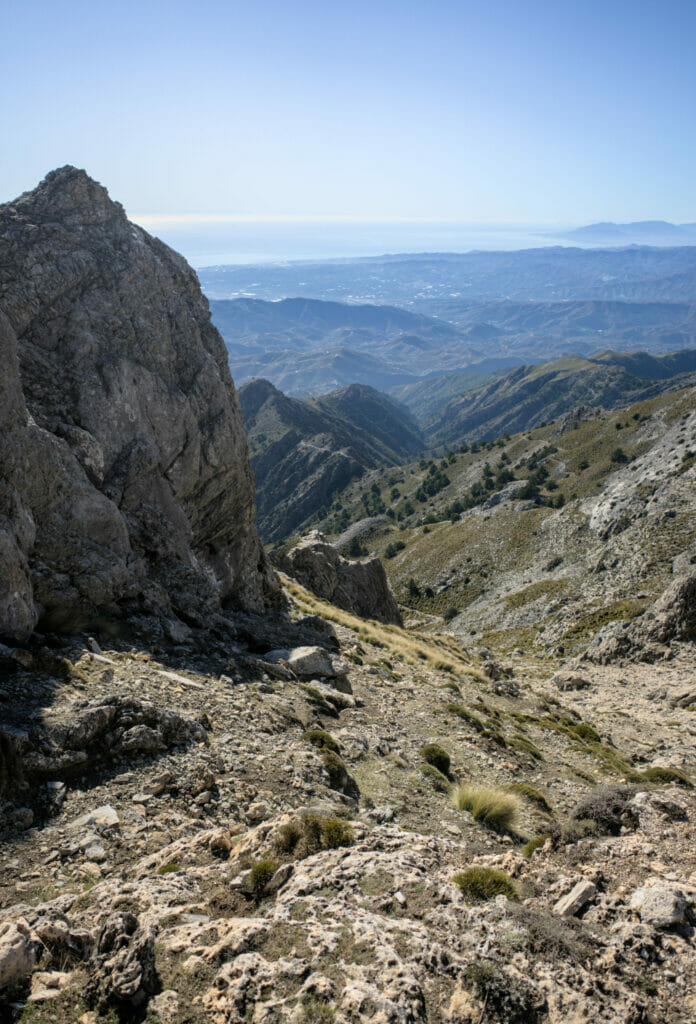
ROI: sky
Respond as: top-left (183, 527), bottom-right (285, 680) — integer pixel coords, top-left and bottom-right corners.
top-left (2, 0), bottom-right (695, 225)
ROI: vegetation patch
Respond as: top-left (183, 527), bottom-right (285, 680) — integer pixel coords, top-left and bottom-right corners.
top-left (302, 728), bottom-right (341, 754)
top-left (419, 742), bottom-right (451, 775)
top-left (453, 866), bottom-right (520, 902)
top-left (506, 783), bottom-right (553, 815)
top-left (452, 784), bottom-right (521, 831)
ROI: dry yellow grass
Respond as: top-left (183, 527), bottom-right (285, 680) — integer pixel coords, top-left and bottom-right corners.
top-left (451, 783), bottom-right (522, 830)
top-left (280, 574), bottom-right (486, 684)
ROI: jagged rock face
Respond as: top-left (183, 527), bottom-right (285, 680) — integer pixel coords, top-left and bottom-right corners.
top-left (273, 531), bottom-right (403, 626)
top-left (0, 167), bottom-right (277, 639)
top-left (585, 568), bottom-right (696, 664)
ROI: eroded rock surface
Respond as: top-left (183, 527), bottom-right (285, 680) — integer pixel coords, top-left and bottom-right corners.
top-left (0, 166), bottom-right (278, 640)
top-left (273, 531), bottom-right (403, 625)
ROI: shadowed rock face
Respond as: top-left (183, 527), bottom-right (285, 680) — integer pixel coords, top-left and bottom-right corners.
top-left (0, 167), bottom-right (278, 639)
top-left (273, 531), bottom-right (403, 626)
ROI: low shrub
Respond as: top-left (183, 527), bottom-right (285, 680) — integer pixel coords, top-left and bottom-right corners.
top-left (452, 784), bottom-right (521, 831)
top-left (453, 866), bottom-right (519, 902)
top-left (302, 728), bottom-right (341, 754)
top-left (249, 859), bottom-right (279, 899)
top-left (443, 606), bottom-right (458, 622)
top-left (420, 762), bottom-right (450, 792)
top-left (570, 785), bottom-right (635, 835)
top-left (420, 742), bottom-right (451, 776)
top-left (640, 766), bottom-right (693, 788)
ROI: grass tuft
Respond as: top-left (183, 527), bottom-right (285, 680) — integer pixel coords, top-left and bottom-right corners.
top-left (452, 783), bottom-right (521, 831)
top-left (453, 866), bottom-right (519, 902)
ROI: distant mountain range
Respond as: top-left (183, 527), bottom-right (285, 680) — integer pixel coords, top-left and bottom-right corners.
top-left (212, 294), bottom-right (696, 396)
top-left (560, 221), bottom-right (696, 246)
top-left (200, 246), bottom-right (696, 311)
top-left (239, 379), bottom-right (423, 540)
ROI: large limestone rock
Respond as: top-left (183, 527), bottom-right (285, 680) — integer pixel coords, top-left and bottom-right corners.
top-left (273, 531), bottom-right (403, 626)
top-left (584, 568), bottom-right (696, 664)
top-left (0, 167), bottom-right (278, 639)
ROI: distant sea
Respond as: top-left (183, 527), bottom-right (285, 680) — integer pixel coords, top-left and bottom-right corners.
top-left (130, 217), bottom-right (571, 269)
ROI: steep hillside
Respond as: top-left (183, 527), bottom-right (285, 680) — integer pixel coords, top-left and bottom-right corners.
top-left (240, 379), bottom-right (423, 541)
top-left (311, 385), bottom-right (696, 661)
top-left (418, 350), bottom-right (696, 444)
top-left (0, 167), bottom-right (276, 640)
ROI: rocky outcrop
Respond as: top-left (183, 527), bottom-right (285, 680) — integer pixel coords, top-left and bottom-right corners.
top-left (273, 531), bottom-right (403, 625)
top-left (584, 568), bottom-right (696, 663)
top-left (0, 167), bottom-right (278, 640)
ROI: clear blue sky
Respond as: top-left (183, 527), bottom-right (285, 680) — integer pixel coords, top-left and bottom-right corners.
top-left (2, 0), bottom-right (695, 222)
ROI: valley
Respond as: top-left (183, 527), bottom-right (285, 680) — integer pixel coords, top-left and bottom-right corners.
top-left (1, 169), bottom-right (695, 1024)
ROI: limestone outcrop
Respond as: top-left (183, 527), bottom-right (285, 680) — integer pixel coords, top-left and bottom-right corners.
top-left (273, 530), bottom-right (403, 625)
top-left (584, 568), bottom-right (696, 664)
top-left (0, 167), bottom-right (278, 640)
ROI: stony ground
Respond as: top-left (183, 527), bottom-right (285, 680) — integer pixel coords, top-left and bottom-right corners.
top-left (1, 587), bottom-right (695, 1023)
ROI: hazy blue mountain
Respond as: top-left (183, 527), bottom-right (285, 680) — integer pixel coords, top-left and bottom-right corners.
top-left (213, 291), bottom-right (696, 395)
top-left (200, 246), bottom-right (696, 310)
top-left (561, 221), bottom-right (696, 246)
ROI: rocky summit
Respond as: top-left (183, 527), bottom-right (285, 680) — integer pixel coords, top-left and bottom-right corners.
top-left (0, 167), bottom-right (277, 642)
top-left (1, 168), bottom-right (696, 1024)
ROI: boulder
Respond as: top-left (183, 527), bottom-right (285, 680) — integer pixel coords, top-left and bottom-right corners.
top-left (274, 531), bottom-right (402, 626)
top-left (0, 918), bottom-right (46, 993)
top-left (584, 569), bottom-right (696, 664)
top-left (629, 886), bottom-right (688, 929)
top-left (0, 166), bottom-right (279, 641)
top-left (553, 879), bottom-right (596, 917)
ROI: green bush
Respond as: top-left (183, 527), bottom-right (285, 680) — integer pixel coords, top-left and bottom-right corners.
top-left (420, 742), bottom-right (451, 776)
top-left (302, 728), bottom-right (341, 754)
top-left (640, 766), bottom-right (693, 789)
top-left (321, 817), bottom-right (354, 849)
top-left (249, 859), bottom-right (279, 899)
top-left (421, 763), bottom-right (450, 793)
top-left (453, 866), bottom-right (520, 902)
top-left (443, 606), bottom-right (458, 622)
